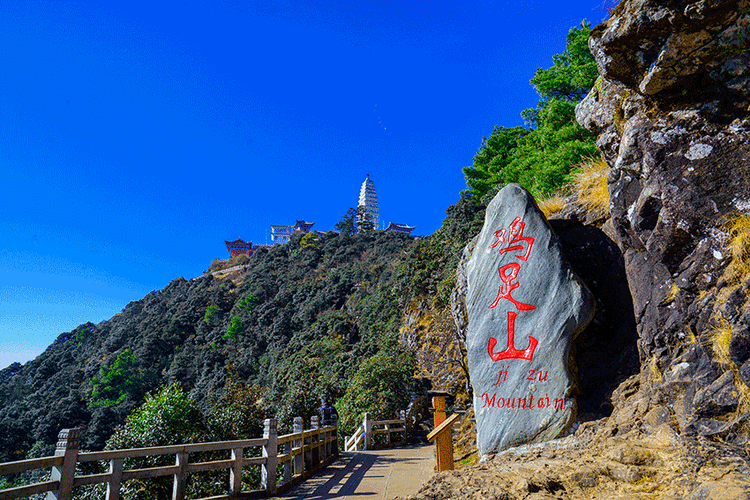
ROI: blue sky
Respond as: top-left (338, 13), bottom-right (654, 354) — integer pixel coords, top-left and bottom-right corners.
top-left (0, 0), bottom-right (605, 368)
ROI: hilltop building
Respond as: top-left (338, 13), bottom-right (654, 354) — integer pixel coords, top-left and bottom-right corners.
top-left (270, 225), bottom-right (293, 245)
top-left (224, 175), bottom-right (418, 256)
top-left (358, 174), bottom-right (380, 231)
top-left (270, 220), bottom-right (315, 244)
top-left (357, 174), bottom-right (416, 235)
top-left (225, 238), bottom-right (254, 257)
top-left (385, 222), bottom-right (416, 236)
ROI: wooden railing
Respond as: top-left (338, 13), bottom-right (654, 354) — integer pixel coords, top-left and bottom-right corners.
top-left (0, 415), bottom-right (337, 500)
top-left (344, 395), bottom-right (428, 452)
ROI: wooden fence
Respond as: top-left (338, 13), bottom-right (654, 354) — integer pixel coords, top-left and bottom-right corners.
top-left (0, 415), bottom-right (336, 500)
top-left (344, 395), bottom-right (429, 452)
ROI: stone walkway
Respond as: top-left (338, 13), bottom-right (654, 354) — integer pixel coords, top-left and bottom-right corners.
top-left (272, 444), bottom-right (435, 500)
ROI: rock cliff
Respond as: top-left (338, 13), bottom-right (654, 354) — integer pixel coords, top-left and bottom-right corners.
top-left (404, 0), bottom-right (750, 498)
top-left (578, 0), bottom-right (750, 444)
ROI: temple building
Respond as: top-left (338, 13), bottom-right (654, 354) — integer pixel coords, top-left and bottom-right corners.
top-left (358, 174), bottom-right (380, 231)
top-left (270, 220), bottom-right (315, 244)
top-left (385, 222), bottom-right (416, 236)
top-left (294, 220), bottom-right (315, 233)
top-left (225, 238), bottom-right (254, 257)
top-left (270, 225), bottom-right (293, 245)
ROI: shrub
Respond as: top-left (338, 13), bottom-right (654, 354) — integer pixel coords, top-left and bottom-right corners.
top-left (336, 348), bottom-right (417, 436)
top-left (89, 349), bottom-right (139, 408)
top-left (537, 195), bottom-right (566, 218)
top-left (105, 383), bottom-right (204, 500)
top-left (203, 305), bottom-right (220, 324)
top-left (722, 214), bottom-right (750, 285)
top-left (224, 316), bottom-right (244, 339)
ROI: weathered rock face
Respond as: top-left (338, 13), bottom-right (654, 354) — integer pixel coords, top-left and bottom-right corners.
top-left (466, 184), bottom-right (595, 456)
top-left (576, 0), bottom-right (750, 446)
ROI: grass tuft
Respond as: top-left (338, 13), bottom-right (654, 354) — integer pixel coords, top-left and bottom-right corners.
top-left (663, 283), bottom-right (680, 305)
top-left (538, 196), bottom-right (566, 218)
top-left (722, 214), bottom-right (750, 285)
top-left (573, 157), bottom-right (610, 220)
top-left (710, 319), bottom-right (733, 367)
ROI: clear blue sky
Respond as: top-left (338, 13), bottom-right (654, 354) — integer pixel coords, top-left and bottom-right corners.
top-left (0, 0), bottom-right (605, 368)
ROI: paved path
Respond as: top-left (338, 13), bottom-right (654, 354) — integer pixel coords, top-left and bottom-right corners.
top-left (272, 444), bottom-right (435, 500)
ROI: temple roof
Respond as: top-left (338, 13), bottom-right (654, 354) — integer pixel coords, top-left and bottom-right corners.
top-left (225, 238), bottom-right (252, 246)
top-left (385, 222), bottom-right (416, 234)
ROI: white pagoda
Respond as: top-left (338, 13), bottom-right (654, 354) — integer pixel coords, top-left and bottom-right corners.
top-left (358, 174), bottom-right (380, 231)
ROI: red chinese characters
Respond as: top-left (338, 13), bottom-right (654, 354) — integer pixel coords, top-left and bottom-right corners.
top-left (487, 216), bottom-right (538, 362)
top-left (489, 216), bottom-right (534, 261)
top-left (488, 263), bottom-right (535, 311)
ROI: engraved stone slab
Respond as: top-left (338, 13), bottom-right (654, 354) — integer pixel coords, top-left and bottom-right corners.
top-left (466, 184), bottom-right (595, 457)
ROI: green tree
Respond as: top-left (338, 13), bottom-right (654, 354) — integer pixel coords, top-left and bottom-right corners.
top-left (356, 205), bottom-right (375, 232)
top-left (89, 349), bottom-right (139, 408)
top-left (528, 21), bottom-right (598, 103)
top-left (336, 348), bottom-right (416, 436)
top-left (105, 384), bottom-right (204, 500)
top-left (203, 304), bottom-right (220, 324)
top-left (206, 370), bottom-right (266, 441)
top-left (224, 316), bottom-right (244, 339)
top-left (462, 125), bottom-right (527, 199)
top-left (335, 207), bottom-right (358, 236)
top-left (237, 293), bottom-right (259, 311)
top-left (462, 21), bottom-right (599, 200)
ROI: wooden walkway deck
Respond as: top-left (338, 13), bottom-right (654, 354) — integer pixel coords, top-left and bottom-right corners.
top-left (271, 444), bottom-right (434, 500)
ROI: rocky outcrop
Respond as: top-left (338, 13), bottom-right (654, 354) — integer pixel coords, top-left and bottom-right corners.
top-left (400, 299), bottom-right (469, 397)
top-left (576, 0), bottom-right (750, 446)
top-left (453, 212), bottom-right (641, 426)
top-left (466, 184), bottom-right (595, 456)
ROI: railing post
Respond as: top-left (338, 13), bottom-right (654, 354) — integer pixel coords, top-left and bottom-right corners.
top-left (293, 417), bottom-right (303, 476)
top-left (433, 396), bottom-right (446, 426)
top-left (332, 414), bottom-right (339, 457)
top-left (105, 458), bottom-right (123, 500)
top-left (363, 413), bottom-right (371, 451)
top-left (229, 447), bottom-right (243, 495)
top-left (283, 437), bottom-right (292, 484)
top-left (400, 410), bottom-right (407, 441)
top-left (172, 452), bottom-right (188, 500)
top-left (262, 418), bottom-right (277, 495)
top-left (46, 428), bottom-right (80, 500)
top-left (310, 416), bottom-right (320, 469)
top-left (430, 397), bottom-right (454, 472)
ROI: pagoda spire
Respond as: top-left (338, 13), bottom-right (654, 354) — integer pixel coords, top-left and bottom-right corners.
top-left (358, 174), bottom-right (379, 231)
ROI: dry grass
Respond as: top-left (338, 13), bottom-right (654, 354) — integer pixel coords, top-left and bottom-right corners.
top-left (573, 157), bottom-right (610, 220)
top-left (537, 195), bottom-right (566, 218)
top-left (649, 356), bottom-right (663, 384)
top-left (662, 283), bottom-right (680, 305)
top-left (722, 214), bottom-right (750, 285)
top-left (710, 319), bottom-right (733, 367)
top-left (708, 318), bottom-right (750, 413)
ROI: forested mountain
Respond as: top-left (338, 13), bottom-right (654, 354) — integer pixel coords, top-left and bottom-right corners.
top-left (0, 207), bottom-right (485, 462)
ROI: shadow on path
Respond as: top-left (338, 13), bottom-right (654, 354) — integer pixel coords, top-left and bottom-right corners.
top-left (273, 444), bottom-right (434, 500)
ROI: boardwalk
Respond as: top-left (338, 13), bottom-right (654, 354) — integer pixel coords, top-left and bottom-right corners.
top-left (272, 444), bottom-right (434, 500)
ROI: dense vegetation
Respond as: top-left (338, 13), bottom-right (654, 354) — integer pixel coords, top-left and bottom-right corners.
top-left (0, 230), bottom-right (423, 462)
top-left (462, 22), bottom-right (599, 200)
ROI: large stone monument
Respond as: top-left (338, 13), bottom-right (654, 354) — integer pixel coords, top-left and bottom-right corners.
top-left (466, 184), bottom-right (595, 457)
